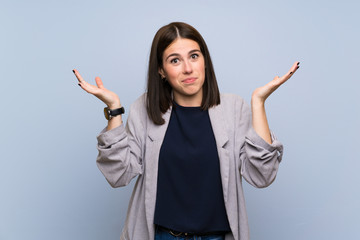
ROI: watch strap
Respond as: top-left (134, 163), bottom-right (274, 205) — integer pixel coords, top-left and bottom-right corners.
top-left (109, 107), bottom-right (125, 116)
top-left (104, 107), bottom-right (125, 120)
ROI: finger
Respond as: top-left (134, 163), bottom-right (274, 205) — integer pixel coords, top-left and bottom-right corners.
top-left (279, 61), bottom-right (300, 83)
top-left (81, 83), bottom-right (100, 95)
top-left (76, 76), bottom-right (100, 94)
top-left (288, 61), bottom-right (300, 76)
top-left (73, 69), bottom-right (100, 94)
top-left (72, 69), bottom-right (86, 83)
top-left (95, 76), bottom-right (105, 89)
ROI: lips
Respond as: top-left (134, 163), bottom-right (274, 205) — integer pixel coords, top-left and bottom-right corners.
top-left (182, 77), bottom-right (197, 84)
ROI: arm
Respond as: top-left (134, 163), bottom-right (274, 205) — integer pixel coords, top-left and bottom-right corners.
top-left (238, 61), bottom-right (299, 187)
top-left (73, 69), bottom-right (144, 187)
top-left (251, 62), bottom-right (300, 144)
top-left (96, 103), bottom-right (145, 188)
top-left (238, 99), bottom-right (283, 188)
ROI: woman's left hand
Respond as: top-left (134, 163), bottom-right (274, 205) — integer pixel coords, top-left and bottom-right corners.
top-left (252, 61), bottom-right (300, 105)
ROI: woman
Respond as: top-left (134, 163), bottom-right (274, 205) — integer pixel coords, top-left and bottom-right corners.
top-left (73, 22), bottom-right (299, 240)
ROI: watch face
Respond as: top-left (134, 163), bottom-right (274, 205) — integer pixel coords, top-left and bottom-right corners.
top-left (104, 108), bottom-right (110, 120)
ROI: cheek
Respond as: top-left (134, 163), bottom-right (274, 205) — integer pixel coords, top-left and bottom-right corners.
top-left (197, 59), bottom-right (205, 72)
top-left (198, 63), bottom-right (206, 78)
top-left (165, 67), bottom-right (181, 80)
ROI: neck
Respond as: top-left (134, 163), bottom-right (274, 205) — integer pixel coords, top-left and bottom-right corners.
top-left (173, 94), bottom-right (202, 107)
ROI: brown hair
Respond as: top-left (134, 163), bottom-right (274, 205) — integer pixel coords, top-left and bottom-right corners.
top-left (146, 22), bottom-right (220, 125)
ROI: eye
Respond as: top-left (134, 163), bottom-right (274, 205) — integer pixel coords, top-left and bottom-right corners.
top-left (191, 53), bottom-right (199, 59)
top-left (170, 58), bottom-right (179, 64)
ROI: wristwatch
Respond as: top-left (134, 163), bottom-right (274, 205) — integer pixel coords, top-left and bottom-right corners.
top-left (104, 107), bottom-right (125, 120)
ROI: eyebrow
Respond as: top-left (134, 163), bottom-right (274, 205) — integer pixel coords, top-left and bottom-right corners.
top-left (165, 49), bottom-right (201, 61)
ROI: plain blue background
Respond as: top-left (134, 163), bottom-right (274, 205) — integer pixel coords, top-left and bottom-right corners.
top-left (1, 0), bottom-right (359, 239)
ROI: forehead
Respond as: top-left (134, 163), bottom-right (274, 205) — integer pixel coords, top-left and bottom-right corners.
top-left (163, 38), bottom-right (200, 56)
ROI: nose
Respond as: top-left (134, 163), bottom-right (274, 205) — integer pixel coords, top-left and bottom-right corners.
top-left (182, 60), bottom-right (193, 74)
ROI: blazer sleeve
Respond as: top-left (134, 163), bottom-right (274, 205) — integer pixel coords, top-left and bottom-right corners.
top-left (96, 100), bottom-right (145, 188)
top-left (237, 98), bottom-right (284, 188)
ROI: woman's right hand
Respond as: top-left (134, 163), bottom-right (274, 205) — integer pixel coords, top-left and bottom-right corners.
top-left (73, 69), bottom-right (121, 109)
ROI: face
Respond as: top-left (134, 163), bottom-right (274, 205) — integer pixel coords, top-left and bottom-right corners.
top-left (159, 38), bottom-right (205, 107)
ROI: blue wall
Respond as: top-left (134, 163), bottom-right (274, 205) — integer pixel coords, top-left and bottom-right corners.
top-left (1, 0), bottom-right (359, 239)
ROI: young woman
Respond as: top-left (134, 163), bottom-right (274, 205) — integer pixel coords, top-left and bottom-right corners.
top-left (73, 22), bottom-right (299, 240)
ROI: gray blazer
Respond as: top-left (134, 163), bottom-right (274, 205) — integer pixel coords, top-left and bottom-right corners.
top-left (96, 93), bottom-right (283, 240)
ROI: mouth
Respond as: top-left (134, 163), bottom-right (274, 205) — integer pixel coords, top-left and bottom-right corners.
top-left (182, 77), bottom-right (197, 84)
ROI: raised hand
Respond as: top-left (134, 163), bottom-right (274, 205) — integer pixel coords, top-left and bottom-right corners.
top-left (251, 61), bottom-right (300, 144)
top-left (252, 61), bottom-right (300, 104)
top-left (73, 69), bottom-right (121, 109)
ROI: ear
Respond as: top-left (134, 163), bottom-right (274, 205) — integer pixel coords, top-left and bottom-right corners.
top-left (158, 68), bottom-right (166, 79)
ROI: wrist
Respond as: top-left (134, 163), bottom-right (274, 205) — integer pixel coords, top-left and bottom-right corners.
top-left (108, 105), bottom-right (122, 109)
top-left (106, 96), bottom-right (121, 109)
top-left (107, 102), bottom-right (122, 109)
top-left (251, 97), bottom-right (265, 108)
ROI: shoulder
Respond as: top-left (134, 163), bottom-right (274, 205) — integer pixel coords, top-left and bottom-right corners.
top-left (214, 93), bottom-right (250, 121)
top-left (130, 93), bottom-right (147, 111)
top-left (219, 93), bottom-right (247, 109)
top-left (127, 93), bottom-right (148, 123)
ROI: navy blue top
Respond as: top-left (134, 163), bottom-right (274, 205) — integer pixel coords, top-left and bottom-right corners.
top-left (154, 102), bottom-right (231, 233)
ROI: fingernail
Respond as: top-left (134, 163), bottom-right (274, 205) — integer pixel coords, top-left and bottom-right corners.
top-left (72, 69), bottom-right (75, 74)
top-left (296, 66), bottom-right (299, 69)
top-left (78, 84), bottom-right (81, 87)
top-left (297, 62), bottom-right (300, 65)
top-left (290, 72), bottom-right (293, 74)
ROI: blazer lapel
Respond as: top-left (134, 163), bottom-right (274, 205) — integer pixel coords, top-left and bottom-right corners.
top-left (147, 108), bottom-right (172, 142)
top-left (144, 107), bottom-right (172, 235)
top-left (209, 104), bottom-right (231, 203)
